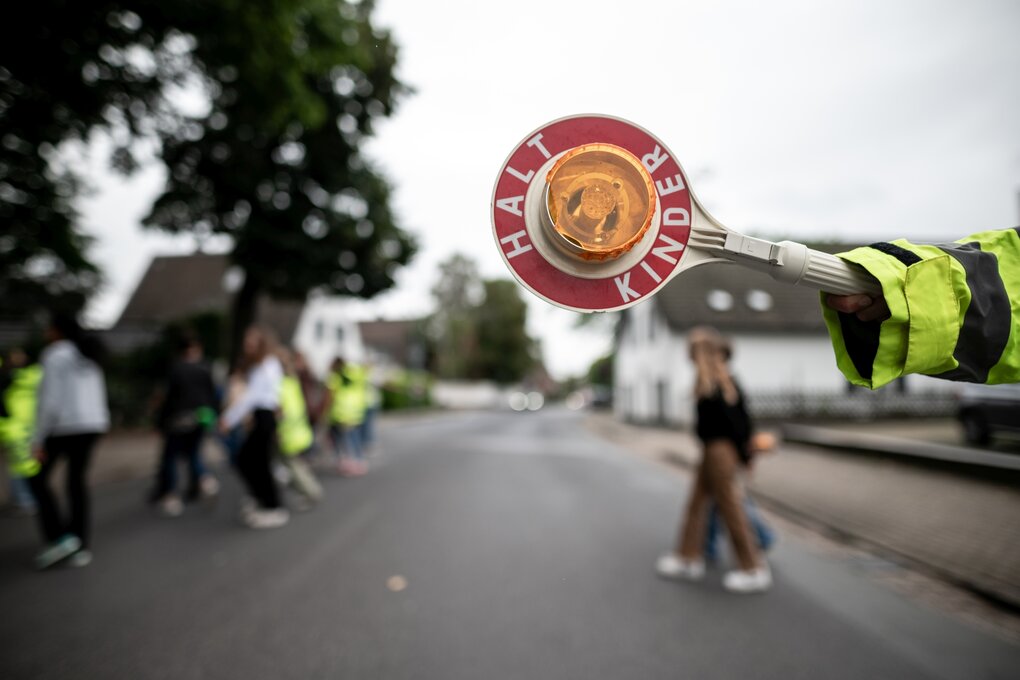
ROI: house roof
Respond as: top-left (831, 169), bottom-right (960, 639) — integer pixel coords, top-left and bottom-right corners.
top-left (117, 254), bottom-right (233, 326)
top-left (651, 260), bottom-right (831, 334)
top-left (114, 253), bottom-right (304, 342)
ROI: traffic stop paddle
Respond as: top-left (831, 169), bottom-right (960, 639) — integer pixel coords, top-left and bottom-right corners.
top-left (491, 114), bottom-right (881, 313)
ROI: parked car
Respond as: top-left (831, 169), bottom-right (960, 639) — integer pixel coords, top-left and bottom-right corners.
top-left (589, 385), bottom-right (613, 410)
top-left (956, 384), bottom-right (1020, 446)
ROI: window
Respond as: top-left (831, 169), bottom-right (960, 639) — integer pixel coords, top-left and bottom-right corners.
top-left (746, 289), bottom-right (773, 312)
top-left (314, 320), bottom-right (324, 340)
top-left (706, 289), bottom-right (734, 312)
top-left (336, 326), bottom-right (345, 341)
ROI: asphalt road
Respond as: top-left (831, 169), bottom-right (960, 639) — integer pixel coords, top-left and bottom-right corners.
top-left (1, 408), bottom-right (1017, 679)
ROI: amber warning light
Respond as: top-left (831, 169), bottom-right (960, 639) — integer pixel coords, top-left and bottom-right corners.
top-left (544, 143), bottom-right (656, 262)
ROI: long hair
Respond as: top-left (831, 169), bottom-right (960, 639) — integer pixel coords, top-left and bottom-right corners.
top-left (688, 326), bottom-right (738, 404)
top-left (51, 312), bottom-right (106, 367)
top-left (237, 326), bottom-right (277, 374)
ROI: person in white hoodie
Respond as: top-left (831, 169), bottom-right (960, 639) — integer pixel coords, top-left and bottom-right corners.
top-left (29, 312), bottom-right (110, 570)
top-left (219, 326), bottom-right (288, 529)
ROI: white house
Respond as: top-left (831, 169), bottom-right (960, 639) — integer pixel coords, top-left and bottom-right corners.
top-left (289, 293), bottom-right (365, 377)
top-left (613, 258), bottom-right (956, 426)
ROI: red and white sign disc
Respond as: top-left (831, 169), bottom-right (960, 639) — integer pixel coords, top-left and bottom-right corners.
top-left (491, 114), bottom-right (692, 312)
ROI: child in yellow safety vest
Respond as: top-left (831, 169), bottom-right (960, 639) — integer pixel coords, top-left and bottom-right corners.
top-left (276, 349), bottom-right (323, 508)
top-left (325, 357), bottom-right (368, 477)
top-left (0, 349), bottom-right (42, 515)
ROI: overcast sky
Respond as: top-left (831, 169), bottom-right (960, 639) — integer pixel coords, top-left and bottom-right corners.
top-left (81, 0), bottom-right (1020, 379)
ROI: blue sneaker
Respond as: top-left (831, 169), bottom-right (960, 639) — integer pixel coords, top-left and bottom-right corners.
top-left (34, 534), bottom-right (82, 570)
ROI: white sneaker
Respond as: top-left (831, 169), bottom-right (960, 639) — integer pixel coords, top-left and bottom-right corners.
top-left (723, 566), bottom-right (772, 593)
top-left (198, 475), bottom-right (220, 499)
top-left (656, 553), bottom-right (706, 580)
top-left (160, 495), bottom-right (184, 518)
top-left (68, 550), bottom-right (93, 568)
top-left (244, 508), bottom-right (290, 529)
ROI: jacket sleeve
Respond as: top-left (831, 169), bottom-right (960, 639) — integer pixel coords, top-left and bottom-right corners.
top-left (821, 228), bottom-right (1020, 389)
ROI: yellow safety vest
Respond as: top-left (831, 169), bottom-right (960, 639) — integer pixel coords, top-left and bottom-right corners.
top-left (823, 229), bottom-right (1020, 389)
top-left (327, 366), bottom-right (367, 427)
top-left (0, 365), bottom-right (42, 477)
top-left (277, 376), bottom-right (314, 457)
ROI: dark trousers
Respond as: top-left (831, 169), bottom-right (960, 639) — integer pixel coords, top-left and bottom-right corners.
top-left (28, 432), bottom-right (100, 548)
top-left (153, 427), bottom-right (206, 500)
top-left (236, 410), bottom-right (281, 509)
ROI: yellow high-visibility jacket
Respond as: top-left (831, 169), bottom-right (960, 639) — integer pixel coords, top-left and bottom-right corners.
top-left (326, 366), bottom-right (367, 427)
top-left (0, 365), bottom-right (43, 477)
top-left (822, 228), bottom-right (1020, 389)
top-left (277, 376), bottom-right (314, 457)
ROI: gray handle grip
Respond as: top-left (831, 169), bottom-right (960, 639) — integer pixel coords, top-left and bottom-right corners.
top-left (773, 241), bottom-right (882, 297)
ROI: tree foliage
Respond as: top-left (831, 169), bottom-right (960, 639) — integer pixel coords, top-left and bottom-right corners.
top-left (587, 353), bottom-right (613, 387)
top-left (473, 280), bottom-right (534, 385)
top-left (430, 253), bottom-right (483, 314)
top-left (0, 2), bottom-right (170, 317)
top-left (427, 254), bottom-right (482, 378)
top-left (427, 254), bottom-right (536, 385)
top-left (139, 0), bottom-right (416, 358)
top-left (2, 2), bottom-right (415, 349)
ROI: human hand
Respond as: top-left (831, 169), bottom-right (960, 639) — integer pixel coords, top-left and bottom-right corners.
top-left (826, 293), bottom-right (890, 322)
top-left (217, 418), bottom-right (230, 435)
top-left (749, 431), bottom-right (778, 454)
top-left (32, 445), bottom-right (46, 464)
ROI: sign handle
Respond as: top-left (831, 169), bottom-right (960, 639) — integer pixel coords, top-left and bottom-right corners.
top-left (777, 243), bottom-right (882, 297)
top-left (688, 222), bottom-right (882, 296)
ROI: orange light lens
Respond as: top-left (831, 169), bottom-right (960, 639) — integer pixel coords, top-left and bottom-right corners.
top-left (545, 143), bottom-right (656, 261)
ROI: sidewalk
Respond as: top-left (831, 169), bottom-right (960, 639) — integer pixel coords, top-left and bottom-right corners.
top-left (0, 410), bottom-right (437, 503)
top-left (782, 419), bottom-right (1020, 475)
top-left (585, 413), bottom-right (1020, 609)
top-left (0, 430), bottom-right (225, 506)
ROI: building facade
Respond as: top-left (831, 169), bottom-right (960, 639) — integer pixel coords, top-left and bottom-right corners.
top-left (613, 260), bottom-right (956, 426)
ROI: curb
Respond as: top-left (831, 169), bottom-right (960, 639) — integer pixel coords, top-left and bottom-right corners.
top-left (782, 424), bottom-right (1020, 484)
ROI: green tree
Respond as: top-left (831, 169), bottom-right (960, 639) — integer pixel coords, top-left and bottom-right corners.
top-left (0, 3), bottom-right (176, 318)
top-left (2, 2), bottom-right (415, 360)
top-left (427, 254), bottom-right (535, 384)
top-left (138, 0), bottom-right (415, 360)
top-left (473, 279), bottom-right (535, 384)
top-left (427, 254), bottom-right (482, 379)
top-left (587, 353), bottom-right (613, 388)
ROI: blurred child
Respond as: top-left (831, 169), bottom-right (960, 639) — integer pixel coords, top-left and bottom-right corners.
top-left (276, 348), bottom-right (323, 510)
top-left (29, 312), bottom-right (110, 569)
top-left (324, 357), bottom-right (367, 477)
top-left (0, 348), bottom-right (42, 516)
top-left (656, 327), bottom-right (771, 593)
top-left (150, 333), bottom-right (219, 517)
top-left (219, 327), bottom-right (288, 529)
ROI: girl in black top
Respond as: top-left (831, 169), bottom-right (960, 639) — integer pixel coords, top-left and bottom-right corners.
top-left (656, 327), bottom-right (771, 593)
